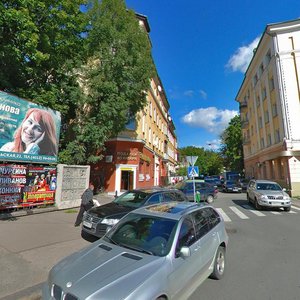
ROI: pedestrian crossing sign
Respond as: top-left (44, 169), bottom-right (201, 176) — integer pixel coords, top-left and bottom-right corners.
top-left (188, 166), bottom-right (199, 177)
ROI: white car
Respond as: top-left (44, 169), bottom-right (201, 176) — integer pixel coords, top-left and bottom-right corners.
top-left (247, 179), bottom-right (291, 211)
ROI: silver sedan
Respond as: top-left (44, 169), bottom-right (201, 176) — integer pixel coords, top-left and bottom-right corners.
top-left (42, 201), bottom-right (228, 300)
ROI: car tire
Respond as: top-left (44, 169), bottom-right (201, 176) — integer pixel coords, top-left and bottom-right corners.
top-left (254, 198), bottom-right (262, 210)
top-left (247, 193), bottom-right (251, 204)
top-left (210, 246), bottom-right (226, 280)
top-left (206, 195), bottom-right (214, 204)
top-left (284, 207), bottom-right (291, 212)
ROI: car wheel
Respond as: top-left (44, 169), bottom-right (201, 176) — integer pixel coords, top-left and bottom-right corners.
top-left (247, 193), bottom-right (251, 203)
top-left (210, 246), bottom-right (226, 280)
top-left (206, 195), bottom-right (214, 204)
top-left (255, 198), bottom-right (262, 210)
top-left (284, 207), bottom-right (291, 212)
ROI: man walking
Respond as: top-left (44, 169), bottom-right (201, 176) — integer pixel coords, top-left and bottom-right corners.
top-left (74, 183), bottom-right (95, 227)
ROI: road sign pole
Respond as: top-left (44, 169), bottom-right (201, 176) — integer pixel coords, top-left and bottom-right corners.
top-left (193, 176), bottom-right (196, 202)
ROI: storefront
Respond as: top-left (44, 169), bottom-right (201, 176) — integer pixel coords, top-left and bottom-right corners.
top-left (91, 140), bottom-right (167, 195)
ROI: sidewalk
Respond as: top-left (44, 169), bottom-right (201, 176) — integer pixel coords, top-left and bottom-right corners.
top-left (0, 193), bottom-right (114, 221)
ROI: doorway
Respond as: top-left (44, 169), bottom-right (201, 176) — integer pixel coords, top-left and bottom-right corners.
top-left (121, 170), bottom-right (134, 191)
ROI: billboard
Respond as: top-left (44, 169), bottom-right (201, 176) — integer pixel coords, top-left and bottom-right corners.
top-left (0, 163), bottom-right (56, 211)
top-left (0, 91), bottom-right (61, 164)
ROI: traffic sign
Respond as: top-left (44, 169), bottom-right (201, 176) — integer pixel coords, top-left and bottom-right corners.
top-left (188, 166), bottom-right (199, 177)
top-left (186, 156), bottom-right (198, 166)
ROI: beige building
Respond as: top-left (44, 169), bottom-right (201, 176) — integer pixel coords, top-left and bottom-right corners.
top-left (91, 14), bottom-right (178, 195)
top-left (236, 19), bottom-right (300, 196)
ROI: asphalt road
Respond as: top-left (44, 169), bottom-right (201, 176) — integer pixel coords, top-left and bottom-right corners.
top-left (0, 192), bottom-right (299, 300)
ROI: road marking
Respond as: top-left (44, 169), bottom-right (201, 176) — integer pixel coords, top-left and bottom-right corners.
top-left (291, 205), bottom-right (300, 211)
top-left (288, 210), bottom-right (297, 214)
top-left (270, 211), bottom-right (281, 215)
top-left (229, 206), bottom-right (249, 219)
top-left (242, 205), bottom-right (266, 216)
top-left (215, 208), bottom-right (231, 222)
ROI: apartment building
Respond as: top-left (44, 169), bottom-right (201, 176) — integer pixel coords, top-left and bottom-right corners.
top-left (236, 19), bottom-right (300, 196)
top-left (91, 15), bottom-right (178, 195)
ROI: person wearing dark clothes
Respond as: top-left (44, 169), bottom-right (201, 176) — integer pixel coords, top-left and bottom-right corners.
top-left (74, 183), bottom-right (95, 227)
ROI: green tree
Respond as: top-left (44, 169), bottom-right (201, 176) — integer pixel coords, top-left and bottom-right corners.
top-left (62, 0), bottom-right (155, 163)
top-left (179, 146), bottom-right (223, 176)
top-left (220, 115), bottom-right (244, 173)
top-left (0, 0), bottom-right (87, 113)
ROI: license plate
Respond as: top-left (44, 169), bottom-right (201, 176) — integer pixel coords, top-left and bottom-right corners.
top-left (233, 188), bottom-right (238, 191)
top-left (83, 220), bottom-right (92, 229)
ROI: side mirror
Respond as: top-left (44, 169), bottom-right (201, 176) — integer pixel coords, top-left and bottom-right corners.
top-left (282, 188), bottom-right (286, 192)
top-left (180, 246), bottom-right (191, 258)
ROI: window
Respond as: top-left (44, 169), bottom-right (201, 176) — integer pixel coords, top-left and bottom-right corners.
top-left (258, 117), bottom-right (263, 129)
top-left (259, 63), bottom-right (264, 76)
top-left (149, 102), bottom-right (153, 117)
top-left (253, 74), bottom-right (258, 86)
top-left (176, 218), bottom-right (196, 254)
top-left (192, 209), bottom-right (210, 239)
top-left (262, 87), bottom-right (267, 100)
top-left (256, 95), bottom-right (261, 107)
top-left (267, 134), bottom-right (272, 146)
top-left (261, 137), bottom-right (265, 148)
top-left (146, 194), bottom-right (162, 205)
top-left (275, 129), bottom-right (280, 143)
top-left (266, 50), bottom-right (271, 64)
top-left (264, 110), bottom-right (269, 123)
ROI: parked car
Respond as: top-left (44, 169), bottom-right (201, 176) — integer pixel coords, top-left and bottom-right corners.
top-left (42, 201), bottom-right (228, 300)
top-left (238, 178), bottom-right (250, 191)
top-left (247, 179), bottom-right (291, 211)
top-left (204, 177), bottom-right (218, 188)
top-left (222, 180), bottom-right (242, 193)
top-left (81, 188), bottom-right (188, 239)
top-left (174, 179), bottom-right (218, 203)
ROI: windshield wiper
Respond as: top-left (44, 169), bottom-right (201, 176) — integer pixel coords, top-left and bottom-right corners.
top-left (105, 236), bottom-right (119, 246)
top-left (120, 243), bottom-right (154, 255)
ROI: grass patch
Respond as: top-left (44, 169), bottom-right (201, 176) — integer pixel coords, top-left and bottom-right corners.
top-left (64, 209), bottom-right (78, 213)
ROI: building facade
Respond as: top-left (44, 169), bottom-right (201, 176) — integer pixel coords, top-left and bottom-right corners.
top-left (91, 15), bottom-right (178, 195)
top-left (236, 19), bottom-right (300, 196)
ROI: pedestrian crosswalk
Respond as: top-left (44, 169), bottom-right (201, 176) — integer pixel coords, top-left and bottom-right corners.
top-left (215, 205), bottom-right (300, 222)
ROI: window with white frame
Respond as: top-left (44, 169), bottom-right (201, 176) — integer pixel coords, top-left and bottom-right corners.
top-left (148, 128), bottom-right (152, 143)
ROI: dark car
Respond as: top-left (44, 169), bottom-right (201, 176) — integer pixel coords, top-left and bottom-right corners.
top-left (174, 180), bottom-right (218, 203)
top-left (222, 180), bottom-right (242, 193)
top-left (238, 178), bottom-right (250, 192)
top-left (81, 188), bottom-right (188, 239)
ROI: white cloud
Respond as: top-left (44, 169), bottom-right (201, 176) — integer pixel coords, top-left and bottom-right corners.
top-left (226, 37), bottom-right (261, 73)
top-left (184, 90), bottom-right (195, 97)
top-left (181, 107), bottom-right (238, 134)
top-left (206, 139), bottom-right (221, 150)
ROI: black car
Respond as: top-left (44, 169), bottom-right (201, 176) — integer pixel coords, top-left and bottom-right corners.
top-left (222, 180), bottom-right (242, 193)
top-left (81, 188), bottom-right (188, 239)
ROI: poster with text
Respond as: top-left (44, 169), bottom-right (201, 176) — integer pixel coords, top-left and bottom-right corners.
top-left (0, 91), bottom-right (61, 164)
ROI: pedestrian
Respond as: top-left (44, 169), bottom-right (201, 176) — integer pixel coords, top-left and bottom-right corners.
top-left (74, 183), bottom-right (95, 227)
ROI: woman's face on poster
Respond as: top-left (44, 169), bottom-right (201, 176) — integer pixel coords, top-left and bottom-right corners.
top-left (21, 112), bottom-right (44, 145)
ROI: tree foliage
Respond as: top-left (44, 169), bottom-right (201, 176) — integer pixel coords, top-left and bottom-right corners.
top-left (179, 146), bottom-right (224, 176)
top-left (220, 115), bottom-right (244, 173)
top-left (0, 0), bottom-right (155, 164)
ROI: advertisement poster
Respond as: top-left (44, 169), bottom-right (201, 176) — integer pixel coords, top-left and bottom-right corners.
top-left (0, 91), bottom-right (61, 164)
top-left (0, 163), bottom-right (56, 211)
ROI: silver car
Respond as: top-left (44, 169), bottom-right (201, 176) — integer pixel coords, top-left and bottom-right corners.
top-left (247, 179), bottom-right (291, 211)
top-left (42, 202), bottom-right (228, 300)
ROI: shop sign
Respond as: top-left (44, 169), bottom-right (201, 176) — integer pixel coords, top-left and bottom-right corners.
top-left (145, 174), bottom-right (151, 181)
top-left (139, 152), bottom-right (151, 164)
top-left (139, 174), bottom-right (145, 181)
top-left (117, 151), bottom-right (137, 161)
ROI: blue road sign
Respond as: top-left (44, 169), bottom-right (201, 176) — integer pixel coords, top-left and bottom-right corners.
top-left (188, 166), bottom-right (199, 177)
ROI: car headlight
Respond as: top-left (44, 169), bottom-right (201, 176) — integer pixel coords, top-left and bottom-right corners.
top-left (283, 195), bottom-right (290, 201)
top-left (101, 218), bottom-right (120, 226)
top-left (258, 194), bottom-right (268, 200)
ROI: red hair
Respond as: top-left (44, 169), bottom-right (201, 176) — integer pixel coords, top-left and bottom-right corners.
top-left (13, 108), bottom-right (58, 155)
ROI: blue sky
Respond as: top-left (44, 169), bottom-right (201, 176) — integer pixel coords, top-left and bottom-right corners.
top-left (125, 0), bottom-right (300, 150)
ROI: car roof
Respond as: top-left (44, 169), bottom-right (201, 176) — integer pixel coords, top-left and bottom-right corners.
top-left (130, 201), bottom-right (209, 221)
top-left (251, 179), bottom-right (278, 184)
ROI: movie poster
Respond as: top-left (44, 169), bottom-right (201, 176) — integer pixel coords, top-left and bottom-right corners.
top-left (0, 163), bottom-right (56, 211)
top-left (0, 91), bottom-right (61, 164)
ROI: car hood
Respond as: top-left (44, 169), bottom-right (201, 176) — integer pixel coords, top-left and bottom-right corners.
top-left (258, 190), bottom-right (289, 198)
top-left (50, 241), bottom-right (165, 299)
top-left (88, 202), bottom-right (133, 218)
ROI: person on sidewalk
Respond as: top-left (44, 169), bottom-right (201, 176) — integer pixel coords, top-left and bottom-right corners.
top-left (74, 183), bottom-right (95, 227)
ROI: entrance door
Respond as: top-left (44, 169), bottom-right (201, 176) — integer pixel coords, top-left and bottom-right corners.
top-left (121, 170), bottom-right (134, 191)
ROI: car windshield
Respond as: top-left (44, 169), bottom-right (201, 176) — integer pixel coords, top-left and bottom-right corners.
top-left (257, 183), bottom-right (282, 191)
top-left (114, 191), bottom-right (148, 208)
top-left (104, 213), bottom-right (178, 257)
top-left (226, 181), bottom-right (235, 185)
